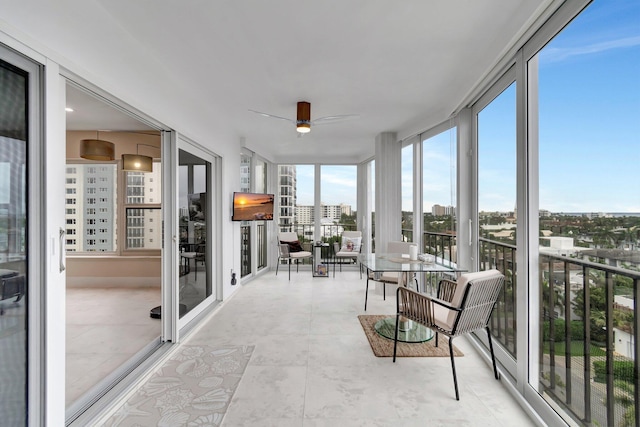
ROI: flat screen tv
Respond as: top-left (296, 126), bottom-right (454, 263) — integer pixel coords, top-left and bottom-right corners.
top-left (232, 192), bottom-right (275, 221)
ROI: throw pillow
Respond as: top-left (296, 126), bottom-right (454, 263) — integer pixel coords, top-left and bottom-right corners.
top-left (281, 240), bottom-right (303, 252)
top-left (340, 237), bottom-right (361, 252)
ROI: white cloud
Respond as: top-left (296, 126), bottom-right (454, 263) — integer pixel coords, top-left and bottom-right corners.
top-left (541, 35), bottom-right (640, 63)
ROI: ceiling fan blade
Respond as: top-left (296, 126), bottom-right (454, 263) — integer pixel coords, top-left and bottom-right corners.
top-left (248, 109), bottom-right (295, 123)
top-left (311, 114), bottom-right (360, 125)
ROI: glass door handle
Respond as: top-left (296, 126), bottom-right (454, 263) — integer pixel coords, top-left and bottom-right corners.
top-left (59, 228), bottom-right (66, 272)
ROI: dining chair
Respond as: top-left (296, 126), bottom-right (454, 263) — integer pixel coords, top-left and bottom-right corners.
top-left (364, 241), bottom-right (415, 311)
top-left (393, 269), bottom-right (505, 400)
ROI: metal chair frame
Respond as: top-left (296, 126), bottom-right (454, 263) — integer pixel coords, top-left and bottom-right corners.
top-left (276, 239), bottom-right (312, 280)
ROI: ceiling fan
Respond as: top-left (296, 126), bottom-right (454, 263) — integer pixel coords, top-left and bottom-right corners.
top-left (249, 101), bottom-right (358, 134)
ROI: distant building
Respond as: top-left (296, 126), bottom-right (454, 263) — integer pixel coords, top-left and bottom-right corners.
top-left (296, 205), bottom-right (314, 224)
top-left (539, 236), bottom-right (580, 257)
top-left (579, 248), bottom-right (640, 270)
top-left (614, 295), bottom-right (634, 360)
top-left (432, 204), bottom-right (454, 216)
top-left (296, 203), bottom-right (352, 225)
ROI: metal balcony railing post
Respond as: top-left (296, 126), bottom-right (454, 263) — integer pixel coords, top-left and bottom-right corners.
top-left (583, 266), bottom-right (592, 425)
top-left (549, 257), bottom-right (556, 391)
top-left (634, 277), bottom-right (639, 427)
top-left (564, 261), bottom-right (572, 405)
top-left (605, 271), bottom-right (614, 427)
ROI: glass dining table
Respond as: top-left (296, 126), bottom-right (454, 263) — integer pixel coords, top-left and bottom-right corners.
top-left (358, 252), bottom-right (465, 343)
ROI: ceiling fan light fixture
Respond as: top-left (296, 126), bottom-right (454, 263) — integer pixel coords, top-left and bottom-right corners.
top-left (296, 122), bottom-right (311, 133)
top-left (296, 101), bottom-right (311, 133)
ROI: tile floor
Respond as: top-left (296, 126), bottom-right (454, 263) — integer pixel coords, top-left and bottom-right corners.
top-left (66, 287), bottom-right (161, 405)
top-left (172, 269), bottom-right (538, 426)
top-left (66, 265), bottom-right (209, 406)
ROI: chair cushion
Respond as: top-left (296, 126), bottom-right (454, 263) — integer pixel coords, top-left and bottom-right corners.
top-left (446, 269), bottom-right (502, 327)
top-left (335, 250), bottom-right (358, 258)
top-left (279, 232), bottom-right (298, 241)
top-left (369, 271), bottom-right (400, 283)
top-left (281, 240), bottom-right (303, 252)
top-left (290, 251), bottom-right (312, 259)
top-left (450, 269), bottom-right (502, 308)
top-left (340, 236), bottom-right (361, 252)
top-left (433, 303), bottom-right (455, 330)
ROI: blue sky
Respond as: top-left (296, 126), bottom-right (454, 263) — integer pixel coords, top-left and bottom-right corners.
top-left (536, 0), bottom-right (640, 213)
top-left (295, 1), bottom-right (640, 214)
top-left (480, 0), bottom-right (640, 213)
top-left (295, 165), bottom-right (358, 207)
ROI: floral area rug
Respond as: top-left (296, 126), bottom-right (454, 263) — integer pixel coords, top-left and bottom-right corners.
top-left (103, 345), bottom-right (253, 427)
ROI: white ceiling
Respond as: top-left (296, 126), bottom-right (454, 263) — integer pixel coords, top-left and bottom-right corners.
top-left (53, 0), bottom-right (550, 162)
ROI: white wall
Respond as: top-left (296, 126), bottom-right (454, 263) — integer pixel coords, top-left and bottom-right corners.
top-left (0, 2), bottom-right (245, 300)
top-left (0, 7), bottom-right (245, 425)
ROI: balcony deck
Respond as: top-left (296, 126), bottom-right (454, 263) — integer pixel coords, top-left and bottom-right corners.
top-left (106, 269), bottom-right (537, 426)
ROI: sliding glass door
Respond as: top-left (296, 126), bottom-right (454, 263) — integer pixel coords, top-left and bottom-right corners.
top-left (177, 142), bottom-right (218, 324)
top-left (0, 45), bottom-right (42, 427)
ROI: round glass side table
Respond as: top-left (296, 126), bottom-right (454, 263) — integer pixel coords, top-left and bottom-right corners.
top-left (374, 316), bottom-right (434, 343)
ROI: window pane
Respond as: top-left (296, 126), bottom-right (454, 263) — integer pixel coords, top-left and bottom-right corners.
top-left (320, 165), bottom-right (357, 241)
top-left (278, 165), bottom-right (313, 243)
top-left (125, 208), bottom-right (161, 249)
top-left (239, 152), bottom-right (252, 277)
top-left (477, 82), bottom-right (517, 359)
top-left (535, 2), bottom-right (640, 425)
top-left (126, 162), bottom-right (161, 204)
top-left (422, 127), bottom-right (457, 261)
top-left (178, 149), bottom-right (210, 316)
top-left (401, 145), bottom-right (413, 242)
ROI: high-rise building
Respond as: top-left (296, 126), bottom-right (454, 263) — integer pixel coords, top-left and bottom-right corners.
top-left (277, 165), bottom-right (296, 231)
top-left (125, 171), bottom-right (162, 249)
top-left (65, 164), bottom-right (117, 252)
top-left (65, 165), bottom-right (161, 252)
top-left (240, 154), bottom-right (251, 193)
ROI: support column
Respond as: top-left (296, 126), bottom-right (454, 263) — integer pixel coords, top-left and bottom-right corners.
top-left (357, 161), bottom-right (372, 254)
top-left (456, 108), bottom-right (474, 271)
top-left (374, 131), bottom-right (401, 253)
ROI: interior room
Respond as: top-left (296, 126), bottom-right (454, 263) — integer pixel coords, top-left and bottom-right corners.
top-left (0, 1), bottom-right (638, 426)
top-left (64, 85), bottom-right (164, 407)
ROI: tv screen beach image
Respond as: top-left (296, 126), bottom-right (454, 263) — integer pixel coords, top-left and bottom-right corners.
top-left (233, 193), bottom-right (274, 221)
